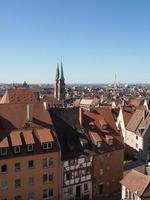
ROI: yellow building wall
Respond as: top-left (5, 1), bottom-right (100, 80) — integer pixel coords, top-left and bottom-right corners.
top-left (0, 151), bottom-right (60, 200)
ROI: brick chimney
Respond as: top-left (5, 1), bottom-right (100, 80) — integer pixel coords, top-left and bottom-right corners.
top-left (27, 104), bottom-right (32, 122)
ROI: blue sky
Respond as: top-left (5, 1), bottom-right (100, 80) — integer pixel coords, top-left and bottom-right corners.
top-left (0, 0), bottom-right (150, 84)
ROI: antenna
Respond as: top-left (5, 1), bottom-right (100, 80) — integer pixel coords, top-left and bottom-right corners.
top-left (114, 73), bottom-right (117, 89)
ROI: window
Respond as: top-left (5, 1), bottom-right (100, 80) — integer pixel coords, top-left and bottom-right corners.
top-left (136, 136), bottom-right (138, 140)
top-left (15, 163), bottom-right (20, 172)
top-left (82, 169), bottom-right (86, 176)
top-left (43, 174), bottom-right (48, 184)
top-left (42, 142), bottom-right (52, 150)
top-left (99, 183), bottom-right (104, 195)
top-left (27, 145), bottom-right (34, 152)
top-left (43, 174), bottom-right (53, 184)
top-left (49, 174), bottom-right (53, 182)
top-left (28, 192), bottom-right (35, 200)
top-left (84, 183), bottom-right (88, 191)
top-left (0, 148), bottom-right (7, 156)
top-left (86, 168), bottom-right (90, 175)
top-left (1, 165), bottom-right (7, 173)
top-left (74, 171), bottom-right (79, 177)
top-left (43, 158), bottom-right (53, 168)
top-left (136, 143), bottom-right (138, 148)
top-left (85, 156), bottom-right (90, 163)
top-left (99, 169), bottom-right (103, 175)
top-left (14, 196), bottom-right (22, 200)
top-left (97, 141), bottom-right (102, 148)
top-left (69, 159), bottom-right (76, 166)
top-left (15, 179), bottom-right (21, 188)
top-left (68, 187), bottom-right (73, 195)
top-left (28, 160), bottom-right (34, 168)
top-left (1, 181), bottom-right (8, 190)
top-left (66, 172), bottom-right (71, 180)
top-left (43, 189), bottom-right (53, 198)
top-left (28, 177), bottom-right (34, 186)
top-left (14, 146), bottom-right (20, 154)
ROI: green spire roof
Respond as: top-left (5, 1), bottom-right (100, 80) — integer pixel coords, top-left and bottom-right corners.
top-left (60, 61), bottom-right (65, 80)
top-left (55, 62), bottom-right (60, 80)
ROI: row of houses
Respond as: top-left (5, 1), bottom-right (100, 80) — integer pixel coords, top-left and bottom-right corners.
top-left (116, 104), bottom-right (150, 161)
top-left (0, 88), bottom-right (124, 200)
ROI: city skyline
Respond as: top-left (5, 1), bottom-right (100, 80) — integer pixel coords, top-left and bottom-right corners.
top-left (0, 0), bottom-right (150, 84)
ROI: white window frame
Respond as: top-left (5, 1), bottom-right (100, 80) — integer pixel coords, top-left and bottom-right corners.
top-left (43, 158), bottom-right (53, 168)
top-left (0, 148), bottom-right (7, 156)
top-left (27, 144), bottom-right (34, 152)
top-left (42, 142), bottom-right (52, 150)
top-left (97, 141), bottom-right (102, 148)
top-left (14, 146), bottom-right (20, 154)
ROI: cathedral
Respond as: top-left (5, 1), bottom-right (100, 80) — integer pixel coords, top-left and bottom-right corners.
top-left (54, 61), bottom-right (66, 106)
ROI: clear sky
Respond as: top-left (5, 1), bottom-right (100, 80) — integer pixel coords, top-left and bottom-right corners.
top-left (0, 0), bottom-right (150, 84)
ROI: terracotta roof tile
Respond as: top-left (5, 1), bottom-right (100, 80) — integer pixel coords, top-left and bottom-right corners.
top-left (120, 170), bottom-right (150, 197)
top-left (22, 130), bottom-right (35, 145)
top-left (126, 109), bottom-right (144, 132)
top-left (89, 131), bottom-right (102, 144)
top-left (35, 128), bottom-right (54, 143)
top-left (10, 130), bottom-right (22, 146)
top-left (0, 89), bottom-right (36, 104)
top-left (0, 137), bottom-right (9, 148)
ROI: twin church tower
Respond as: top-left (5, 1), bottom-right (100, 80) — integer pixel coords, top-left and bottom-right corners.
top-left (54, 60), bottom-right (66, 105)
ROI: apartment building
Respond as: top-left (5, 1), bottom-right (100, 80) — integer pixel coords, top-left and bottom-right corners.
top-left (50, 107), bottom-right (124, 200)
top-left (125, 109), bottom-right (150, 160)
top-left (82, 108), bottom-right (124, 199)
top-left (50, 108), bottom-right (93, 200)
top-left (0, 102), bottom-right (60, 200)
top-left (116, 106), bottom-right (134, 142)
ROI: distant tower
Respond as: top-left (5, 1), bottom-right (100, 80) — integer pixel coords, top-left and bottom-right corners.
top-left (58, 60), bottom-right (65, 103)
top-left (114, 73), bottom-right (117, 93)
top-left (54, 59), bottom-right (66, 105)
top-left (54, 62), bottom-right (60, 99)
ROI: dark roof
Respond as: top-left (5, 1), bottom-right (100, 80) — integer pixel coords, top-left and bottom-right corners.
top-left (50, 109), bottom-right (85, 160)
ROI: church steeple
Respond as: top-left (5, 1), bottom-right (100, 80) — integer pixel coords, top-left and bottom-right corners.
top-left (60, 61), bottom-right (65, 81)
top-left (54, 58), bottom-right (66, 107)
top-left (56, 62), bottom-right (60, 80)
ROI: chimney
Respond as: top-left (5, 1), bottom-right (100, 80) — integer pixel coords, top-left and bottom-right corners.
top-left (143, 109), bottom-right (147, 120)
top-left (27, 104), bottom-right (32, 122)
top-left (79, 107), bottom-right (83, 126)
top-left (43, 102), bottom-right (48, 110)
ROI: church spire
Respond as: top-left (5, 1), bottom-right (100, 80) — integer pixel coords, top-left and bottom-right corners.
top-left (60, 59), bottom-right (65, 81)
top-left (55, 61), bottom-right (60, 81)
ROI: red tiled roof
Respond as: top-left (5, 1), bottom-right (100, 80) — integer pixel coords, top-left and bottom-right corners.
top-left (22, 130), bottom-right (35, 145)
top-left (122, 107), bottom-right (134, 127)
top-left (0, 137), bottom-right (9, 148)
top-left (10, 130), bottom-right (22, 146)
top-left (0, 89), bottom-right (37, 104)
top-left (35, 128), bottom-right (54, 143)
top-left (89, 131), bottom-right (102, 144)
top-left (120, 170), bottom-right (150, 197)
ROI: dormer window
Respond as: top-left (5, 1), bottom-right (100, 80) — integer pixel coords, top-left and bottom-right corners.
top-left (0, 148), bottom-right (7, 156)
top-left (27, 145), bottom-right (34, 152)
top-left (14, 146), bottom-right (21, 154)
top-left (108, 139), bottom-right (113, 145)
top-left (89, 131), bottom-right (102, 148)
top-left (42, 142), bottom-right (52, 150)
top-left (105, 135), bottom-right (113, 146)
top-left (97, 141), bottom-right (102, 148)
